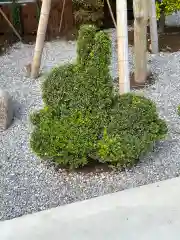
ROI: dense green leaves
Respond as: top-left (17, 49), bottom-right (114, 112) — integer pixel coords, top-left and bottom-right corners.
top-left (77, 25), bottom-right (97, 64)
top-left (72, 0), bottom-right (104, 27)
top-left (97, 94), bottom-right (168, 168)
top-left (30, 25), bottom-right (167, 169)
top-left (156, 0), bottom-right (180, 18)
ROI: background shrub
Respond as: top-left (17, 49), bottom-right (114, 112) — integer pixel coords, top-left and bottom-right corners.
top-left (30, 25), bottom-right (168, 170)
top-left (156, 0), bottom-right (180, 19)
top-left (72, 0), bottom-right (104, 27)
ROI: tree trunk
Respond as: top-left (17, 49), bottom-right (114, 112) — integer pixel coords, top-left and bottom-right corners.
top-left (31, 0), bottom-right (51, 78)
top-left (133, 0), bottom-right (148, 84)
top-left (158, 11), bottom-right (165, 33)
top-left (116, 0), bottom-right (130, 94)
top-left (149, 0), bottom-right (159, 53)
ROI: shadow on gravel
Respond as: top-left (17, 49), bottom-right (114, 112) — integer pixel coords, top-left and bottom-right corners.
top-left (12, 100), bottom-right (26, 120)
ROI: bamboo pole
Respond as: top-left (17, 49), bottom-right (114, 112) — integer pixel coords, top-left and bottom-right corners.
top-left (149, 0), bottom-right (159, 53)
top-left (116, 0), bottom-right (130, 94)
top-left (0, 8), bottom-right (22, 41)
top-left (133, 0), bottom-right (148, 84)
top-left (31, 0), bottom-right (51, 78)
top-left (59, 0), bottom-right (66, 33)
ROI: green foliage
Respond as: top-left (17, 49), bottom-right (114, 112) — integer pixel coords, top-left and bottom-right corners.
top-left (31, 110), bottom-right (100, 168)
top-left (73, 0), bottom-right (103, 10)
top-left (36, 1), bottom-right (41, 23)
top-left (30, 25), bottom-right (168, 170)
top-left (72, 0), bottom-right (104, 27)
top-left (97, 94), bottom-right (168, 168)
top-left (156, 0), bottom-right (180, 19)
top-left (42, 63), bottom-right (76, 108)
top-left (177, 104), bottom-right (180, 116)
top-left (76, 25), bottom-right (97, 64)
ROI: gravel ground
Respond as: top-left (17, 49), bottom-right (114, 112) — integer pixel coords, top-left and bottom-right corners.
top-left (1, 29), bottom-right (180, 221)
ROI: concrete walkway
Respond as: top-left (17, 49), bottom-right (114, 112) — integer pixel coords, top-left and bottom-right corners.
top-left (1, 177), bottom-right (180, 240)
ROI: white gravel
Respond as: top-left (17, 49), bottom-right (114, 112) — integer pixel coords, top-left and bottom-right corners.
top-left (1, 29), bottom-right (180, 221)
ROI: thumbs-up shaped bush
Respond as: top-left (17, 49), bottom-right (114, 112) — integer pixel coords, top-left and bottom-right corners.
top-left (30, 25), bottom-right (167, 170)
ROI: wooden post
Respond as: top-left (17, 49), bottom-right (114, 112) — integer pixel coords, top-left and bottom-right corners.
top-left (116, 0), bottom-right (130, 94)
top-left (59, 0), bottom-right (66, 32)
top-left (31, 0), bottom-right (51, 78)
top-left (149, 0), bottom-right (159, 53)
top-left (133, 0), bottom-right (148, 84)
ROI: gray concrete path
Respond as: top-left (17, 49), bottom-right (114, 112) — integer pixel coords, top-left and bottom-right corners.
top-left (1, 177), bottom-right (180, 240)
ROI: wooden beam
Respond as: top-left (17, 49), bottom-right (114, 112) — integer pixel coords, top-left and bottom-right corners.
top-left (116, 0), bottom-right (130, 94)
top-left (31, 0), bottom-right (51, 78)
top-left (149, 0), bottom-right (159, 53)
top-left (133, 0), bottom-right (148, 84)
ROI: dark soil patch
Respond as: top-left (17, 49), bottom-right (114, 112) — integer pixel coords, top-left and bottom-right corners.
top-left (0, 33), bottom-right (17, 55)
top-left (130, 72), bottom-right (156, 89)
top-left (128, 26), bottom-right (180, 53)
top-left (1, 26), bottom-right (180, 54)
top-left (63, 159), bottom-right (112, 174)
top-left (44, 156), bottom-right (112, 174)
top-left (0, 29), bottom-right (77, 55)
top-left (114, 73), bottom-right (156, 91)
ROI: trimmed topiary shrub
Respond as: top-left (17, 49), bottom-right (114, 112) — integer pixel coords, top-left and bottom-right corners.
top-left (30, 25), bottom-right (168, 169)
top-left (97, 93), bottom-right (168, 168)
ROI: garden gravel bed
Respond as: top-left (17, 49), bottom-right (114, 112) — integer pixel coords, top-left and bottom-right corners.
top-left (1, 29), bottom-right (180, 221)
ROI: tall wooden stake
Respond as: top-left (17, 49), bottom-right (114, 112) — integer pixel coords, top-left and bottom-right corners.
top-left (0, 8), bottom-right (22, 41)
top-left (31, 0), bottom-right (51, 78)
top-left (116, 0), bottom-right (130, 94)
top-left (133, 0), bottom-right (148, 84)
top-left (149, 0), bottom-right (159, 53)
top-left (106, 0), bottom-right (117, 28)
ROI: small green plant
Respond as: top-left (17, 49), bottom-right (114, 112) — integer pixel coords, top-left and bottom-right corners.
top-left (177, 104), bottom-right (180, 116)
top-left (30, 25), bottom-right (168, 169)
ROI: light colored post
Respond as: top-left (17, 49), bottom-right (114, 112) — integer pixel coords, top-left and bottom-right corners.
top-left (133, 0), bottom-right (148, 84)
top-left (149, 0), bottom-right (159, 53)
top-left (116, 0), bottom-right (130, 94)
top-left (31, 0), bottom-right (51, 78)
